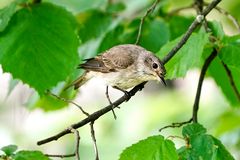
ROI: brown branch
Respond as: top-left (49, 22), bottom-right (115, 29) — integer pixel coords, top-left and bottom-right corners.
top-left (159, 49), bottom-right (218, 131)
top-left (192, 49), bottom-right (217, 122)
top-left (45, 153), bottom-right (75, 158)
top-left (162, 0), bottom-right (222, 64)
top-left (159, 118), bottom-right (193, 132)
top-left (37, 0), bottom-right (222, 147)
top-left (37, 82), bottom-right (146, 145)
top-left (135, 0), bottom-right (160, 44)
top-left (222, 62), bottom-right (240, 101)
top-left (90, 122), bottom-right (99, 160)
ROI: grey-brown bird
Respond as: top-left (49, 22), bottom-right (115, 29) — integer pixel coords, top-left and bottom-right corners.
top-left (66, 44), bottom-right (166, 94)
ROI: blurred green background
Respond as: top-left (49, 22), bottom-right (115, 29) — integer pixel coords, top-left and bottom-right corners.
top-left (0, 0), bottom-right (240, 159)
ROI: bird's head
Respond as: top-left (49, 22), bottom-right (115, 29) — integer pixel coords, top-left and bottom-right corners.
top-left (143, 52), bottom-right (166, 86)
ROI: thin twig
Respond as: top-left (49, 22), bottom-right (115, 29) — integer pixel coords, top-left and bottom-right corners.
top-left (159, 118), bottom-right (193, 132)
top-left (204, 3), bottom-right (240, 31)
top-left (192, 49), bottom-right (217, 122)
top-left (135, 0), bottom-right (160, 44)
top-left (72, 129), bottom-right (81, 160)
top-left (222, 62), bottom-right (240, 101)
top-left (48, 91), bottom-right (89, 116)
top-left (45, 153), bottom-right (75, 158)
top-left (106, 86), bottom-right (117, 119)
top-left (90, 122), bottom-right (99, 160)
top-left (162, 0), bottom-right (222, 64)
top-left (44, 128), bottom-right (80, 159)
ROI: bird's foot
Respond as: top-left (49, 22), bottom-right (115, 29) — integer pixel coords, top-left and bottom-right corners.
top-left (113, 86), bottom-right (131, 102)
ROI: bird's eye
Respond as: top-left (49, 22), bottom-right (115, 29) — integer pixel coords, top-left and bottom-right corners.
top-left (152, 63), bottom-right (158, 69)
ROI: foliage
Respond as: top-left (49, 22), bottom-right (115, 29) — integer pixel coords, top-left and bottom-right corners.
top-left (0, 0), bottom-right (239, 159)
top-left (0, 145), bottom-right (50, 160)
top-left (119, 124), bottom-right (233, 160)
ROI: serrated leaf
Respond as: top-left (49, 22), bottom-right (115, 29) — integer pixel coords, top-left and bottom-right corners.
top-left (208, 57), bottom-right (240, 106)
top-left (212, 136), bottom-right (235, 160)
top-left (1, 145), bottom-right (17, 156)
top-left (182, 123), bottom-right (207, 138)
top-left (219, 35), bottom-right (240, 70)
top-left (0, 3), bottom-right (79, 95)
top-left (77, 10), bottom-right (112, 42)
top-left (178, 134), bottom-right (234, 160)
top-left (119, 135), bottom-right (178, 160)
top-left (158, 32), bottom-right (209, 79)
top-left (208, 21), bottom-right (225, 40)
top-left (14, 151), bottom-right (50, 160)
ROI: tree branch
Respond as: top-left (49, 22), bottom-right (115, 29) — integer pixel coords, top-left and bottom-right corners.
top-left (37, 0), bottom-right (222, 146)
top-left (192, 49), bottom-right (217, 122)
top-left (222, 62), bottom-right (240, 101)
top-left (162, 0), bottom-right (222, 64)
top-left (135, 0), bottom-right (160, 44)
top-left (37, 82), bottom-right (146, 145)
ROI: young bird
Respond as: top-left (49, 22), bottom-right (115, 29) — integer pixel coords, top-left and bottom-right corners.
top-left (66, 44), bottom-right (166, 93)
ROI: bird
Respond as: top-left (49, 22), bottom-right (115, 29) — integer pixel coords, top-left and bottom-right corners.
top-left (65, 44), bottom-right (166, 93)
top-left (65, 44), bottom-right (166, 119)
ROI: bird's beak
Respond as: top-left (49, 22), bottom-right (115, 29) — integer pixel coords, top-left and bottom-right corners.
top-left (159, 76), bottom-right (166, 86)
top-left (156, 72), bottom-right (166, 86)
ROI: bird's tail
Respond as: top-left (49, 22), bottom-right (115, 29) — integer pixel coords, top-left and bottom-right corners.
top-left (64, 71), bottom-right (91, 90)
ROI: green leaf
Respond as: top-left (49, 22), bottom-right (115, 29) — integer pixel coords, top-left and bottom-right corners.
top-left (139, 18), bottom-right (170, 53)
top-left (168, 16), bottom-right (194, 40)
top-left (208, 57), bottom-right (240, 106)
top-left (32, 89), bottom-right (77, 111)
top-left (219, 35), bottom-right (240, 70)
top-left (182, 123), bottom-right (206, 138)
top-left (208, 21), bottom-right (225, 40)
top-left (99, 17), bottom-right (170, 53)
top-left (106, 2), bottom-right (126, 13)
top-left (119, 135), bottom-right (178, 160)
top-left (0, 3), bottom-right (79, 95)
top-left (178, 135), bottom-right (234, 160)
top-left (14, 151), bottom-right (50, 160)
top-left (158, 31), bottom-right (209, 79)
top-left (47, 0), bottom-right (107, 13)
top-left (77, 10), bottom-right (112, 42)
top-left (212, 136), bottom-right (235, 160)
top-left (98, 25), bottom-right (124, 52)
top-left (0, 2), bottom-right (17, 32)
top-left (1, 145), bottom-right (17, 156)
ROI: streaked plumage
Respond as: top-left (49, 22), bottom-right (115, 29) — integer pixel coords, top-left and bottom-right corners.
top-left (65, 44), bottom-right (166, 90)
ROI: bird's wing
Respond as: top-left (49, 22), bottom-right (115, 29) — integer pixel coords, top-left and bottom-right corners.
top-left (79, 46), bottom-right (135, 73)
top-left (102, 52), bottom-right (134, 70)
